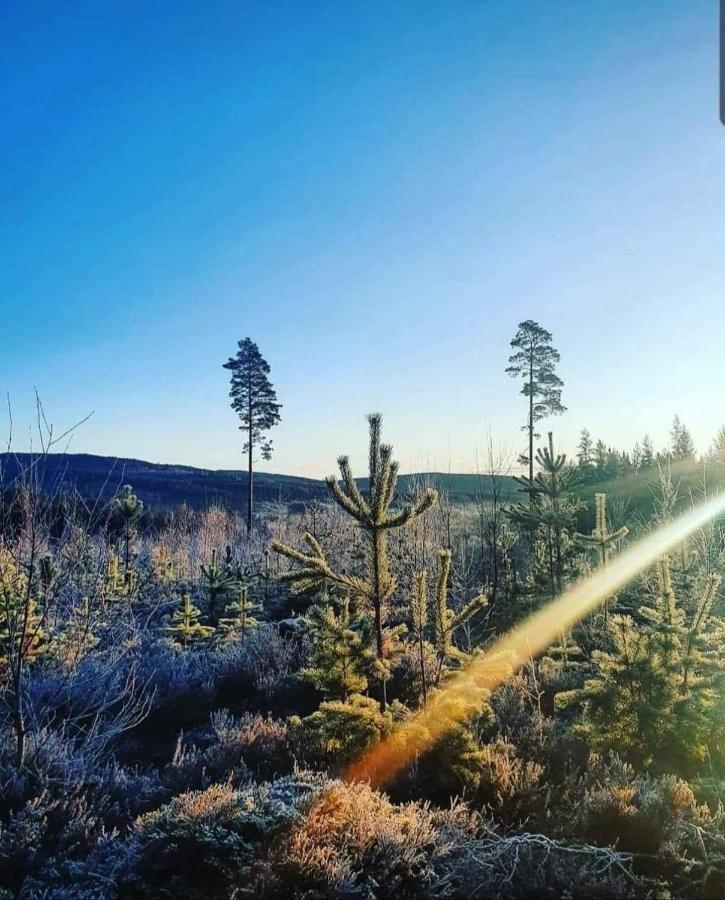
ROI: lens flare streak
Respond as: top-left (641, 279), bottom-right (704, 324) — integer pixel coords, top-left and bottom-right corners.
top-left (344, 492), bottom-right (725, 789)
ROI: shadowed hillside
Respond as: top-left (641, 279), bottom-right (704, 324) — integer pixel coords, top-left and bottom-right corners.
top-left (0, 453), bottom-right (519, 511)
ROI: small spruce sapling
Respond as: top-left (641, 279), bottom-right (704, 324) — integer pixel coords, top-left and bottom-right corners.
top-left (166, 593), bottom-right (214, 647)
top-left (201, 548), bottom-right (236, 624)
top-left (218, 585), bottom-right (260, 642)
top-left (575, 492), bottom-right (628, 623)
top-left (301, 598), bottom-right (379, 702)
top-left (272, 414), bottom-right (437, 712)
top-left (507, 433), bottom-right (582, 596)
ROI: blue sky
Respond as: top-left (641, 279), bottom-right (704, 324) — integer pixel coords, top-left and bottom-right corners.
top-left (1, 1), bottom-right (723, 476)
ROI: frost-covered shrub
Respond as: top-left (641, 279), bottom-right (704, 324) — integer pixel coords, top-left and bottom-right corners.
top-left (441, 829), bottom-right (650, 899)
top-left (571, 753), bottom-right (702, 857)
top-left (252, 775), bottom-right (648, 899)
top-left (126, 773), bottom-right (328, 899)
top-left (207, 710), bottom-right (290, 779)
top-left (212, 624), bottom-right (310, 704)
top-left (257, 780), bottom-right (475, 898)
top-left (163, 710), bottom-right (290, 793)
top-left (490, 672), bottom-right (560, 766)
top-left (473, 738), bottom-right (545, 825)
top-left (393, 727), bottom-right (545, 827)
top-left (0, 789), bottom-right (121, 897)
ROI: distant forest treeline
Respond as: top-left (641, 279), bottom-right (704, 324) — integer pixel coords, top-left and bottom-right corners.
top-left (1, 427), bottom-right (723, 531)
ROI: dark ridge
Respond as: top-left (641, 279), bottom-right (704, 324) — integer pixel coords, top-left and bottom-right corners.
top-left (0, 453), bottom-right (518, 511)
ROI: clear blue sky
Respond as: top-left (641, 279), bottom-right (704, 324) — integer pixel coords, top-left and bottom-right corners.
top-left (1, 1), bottom-right (723, 477)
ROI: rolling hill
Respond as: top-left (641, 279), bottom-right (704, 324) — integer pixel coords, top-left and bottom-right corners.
top-left (0, 453), bottom-right (519, 511)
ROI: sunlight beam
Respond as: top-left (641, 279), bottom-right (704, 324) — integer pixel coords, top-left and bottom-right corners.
top-left (344, 491), bottom-right (725, 789)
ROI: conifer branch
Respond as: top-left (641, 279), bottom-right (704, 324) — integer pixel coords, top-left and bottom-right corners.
top-left (324, 476), bottom-right (367, 524)
top-left (337, 455), bottom-right (369, 516)
top-left (383, 488), bottom-right (438, 529)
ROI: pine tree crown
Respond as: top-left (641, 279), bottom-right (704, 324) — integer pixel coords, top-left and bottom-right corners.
top-left (223, 337), bottom-right (282, 456)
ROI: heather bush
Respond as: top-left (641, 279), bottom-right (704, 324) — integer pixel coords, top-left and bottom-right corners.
top-left (126, 772), bottom-right (328, 899)
top-left (252, 775), bottom-right (648, 899)
top-left (472, 737), bottom-right (545, 826)
top-left (257, 779), bottom-right (473, 897)
top-left (566, 753), bottom-right (705, 857)
top-left (163, 710), bottom-right (291, 793)
top-left (0, 787), bottom-right (123, 896)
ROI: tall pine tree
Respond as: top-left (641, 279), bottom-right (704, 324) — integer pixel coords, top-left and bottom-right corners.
top-left (505, 320), bottom-right (566, 492)
top-left (223, 338), bottom-right (282, 533)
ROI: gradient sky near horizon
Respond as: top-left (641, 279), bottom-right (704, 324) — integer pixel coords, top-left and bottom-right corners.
top-left (1, 1), bottom-right (723, 478)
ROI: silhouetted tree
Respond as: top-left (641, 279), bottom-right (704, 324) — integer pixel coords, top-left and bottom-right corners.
top-left (594, 439), bottom-right (607, 473)
top-left (708, 425), bottom-right (725, 464)
top-left (223, 338), bottom-right (282, 533)
top-left (577, 429), bottom-right (594, 472)
top-left (110, 485), bottom-right (143, 578)
top-left (640, 435), bottom-right (655, 468)
top-left (200, 548), bottom-right (236, 624)
top-left (506, 320), bottom-right (566, 492)
top-left (670, 415), bottom-right (695, 461)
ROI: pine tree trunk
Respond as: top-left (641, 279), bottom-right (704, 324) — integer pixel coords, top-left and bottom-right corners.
top-left (528, 356), bottom-right (534, 500)
top-left (601, 544), bottom-right (609, 624)
top-left (418, 632), bottom-right (428, 705)
top-left (247, 436), bottom-right (253, 534)
top-left (247, 383), bottom-right (253, 534)
top-left (491, 516), bottom-right (499, 605)
top-left (372, 528), bottom-right (388, 712)
top-left (14, 710), bottom-right (25, 769)
top-left (11, 666), bottom-right (25, 769)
